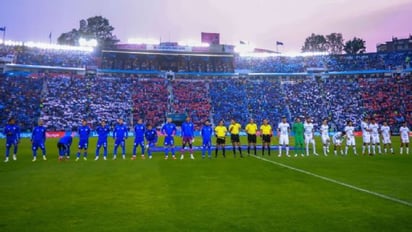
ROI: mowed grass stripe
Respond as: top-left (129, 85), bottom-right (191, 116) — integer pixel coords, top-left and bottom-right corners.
top-left (1, 137), bottom-right (412, 231)
top-left (252, 155), bottom-right (412, 207)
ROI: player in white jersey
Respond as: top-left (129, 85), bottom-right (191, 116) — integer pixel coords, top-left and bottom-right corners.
top-left (399, 122), bottom-right (410, 155)
top-left (332, 131), bottom-right (346, 155)
top-left (344, 120), bottom-right (357, 156)
top-left (380, 121), bottom-right (394, 154)
top-left (277, 116), bottom-right (290, 157)
top-left (304, 117), bottom-right (318, 156)
top-left (320, 119), bottom-right (330, 156)
top-left (361, 117), bottom-right (371, 155)
top-left (369, 118), bottom-right (382, 155)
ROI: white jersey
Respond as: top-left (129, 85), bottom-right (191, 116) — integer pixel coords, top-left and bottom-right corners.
top-left (320, 124), bottom-right (329, 137)
top-left (320, 124), bottom-right (330, 144)
top-left (277, 122), bottom-right (290, 136)
top-left (361, 121), bottom-right (371, 143)
top-left (370, 123), bottom-right (380, 137)
top-left (361, 121), bottom-right (370, 136)
top-left (344, 126), bottom-right (355, 138)
top-left (304, 122), bottom-right (314, 135)
top-left (381, 125), bottom-right (391, 144)
top-left (278, 122), bottom-right (290, 145)
top-left (344, 125), bottom-right (356, 146)
top-left (381, 125), bottom-right (391, 138)
top-left (400, 126), bottom-right (410, 143)
top-left (332, 132), bottom-right (344, 145)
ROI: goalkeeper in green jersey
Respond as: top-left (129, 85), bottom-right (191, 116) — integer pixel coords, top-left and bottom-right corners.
top-left (292, 117), bottom-right (305, 157)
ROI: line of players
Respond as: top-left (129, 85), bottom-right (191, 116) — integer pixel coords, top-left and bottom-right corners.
top-left (278, 116), bottom-right (410, 157)
top-left (2, 116), bottom-right (411, 162)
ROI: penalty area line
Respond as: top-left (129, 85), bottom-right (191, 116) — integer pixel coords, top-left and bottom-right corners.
top-left (252, 155), bottom-right (412, 208)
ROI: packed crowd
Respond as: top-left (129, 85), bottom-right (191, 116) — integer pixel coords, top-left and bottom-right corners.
top-left (283, 77), bottom-right (364, 131)
top-left (245, 79), bottom-right (289, 125)
top-left (235, 51), bottom-right (412, 73)
top-left (2, 44), bottom-right (412, 74)
top-left (89, 76), bottom-right (133, 126)
top-left (40, 74), bottom-right (93, 130)
top-left (359, 74), bottom-right (412, 132)
top-left (0, 45), bottom-right (95, 68)
top-left (209, 79), bottom-right (249, 124)
top-left (16, 47), bottom-right (95, 67)
top-left (132, 78), bottom-right (168, 127)
top-left (0, 74), bottom-right (43, 131)
top-left (1, 72), bottom-right (411, 132)
top-left (170, 80), bottom-right (211, 129)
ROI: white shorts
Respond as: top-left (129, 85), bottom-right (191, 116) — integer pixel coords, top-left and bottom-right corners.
top-left (305, 134), bottom-right (314, 144)
top-left (346, 136), bottom-right (356, 146)
top-left (382, 136), bottom-right (391, 144)
top-left (362, 134), bottom-right (371, 144)
top-left (321, 135), bottom-right (330, 144)
top-left (371, 135), bottom-right (380, 144)
top-left (401, 136), bottom-right (410, 144)
top-left (333, 139), bottom-right (342, 146)
top-left (279, 135), bottom-right (289, 145)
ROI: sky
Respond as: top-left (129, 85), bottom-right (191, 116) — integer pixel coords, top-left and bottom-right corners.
top-left (1, 0), bottom-right (411, 52)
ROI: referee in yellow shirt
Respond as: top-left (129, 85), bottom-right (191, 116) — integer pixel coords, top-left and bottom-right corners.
top-left (245, 118), bottom-right (258, 156)
top-left (214, 120), bottom-right (227, 158)
top-left (229, 119), bottom-right (243, 158)
top-left (260, 119), bottom-right (273, 156)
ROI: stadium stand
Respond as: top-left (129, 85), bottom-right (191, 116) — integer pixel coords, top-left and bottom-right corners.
top-left (15, 47), bottom-right (95, 68)
top-left (0, 73), bottom-right (43, 131)
top-left (0, 43), bottom-right (411, 132)
top-left (209, 79), bottom-right (249, 126)
top-left (171, 79), bottom-right (211, 129)
top-left (235, 51), bottom-right (412, 73)
top-left (359, 74), bottom-right (412, 132)
top-left (132, 78), bottom-right (168, 127)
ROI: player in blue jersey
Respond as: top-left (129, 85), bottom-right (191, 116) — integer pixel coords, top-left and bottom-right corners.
top-left (180, 116), bottom-right (195, 160)
top-left (132, 119), bottom-right (146, 160)
top-left (145, 123), bottom-right (158, 159)
top-left (76, 119), bottom-right (91, 161)
top-left (31, 119), bottom-right (47, 162)
top-left (58, 133), bottom-right (73, 161)
top-left (4, 118), bottom-right (20, 162)
top-left (162, 117), bottom-right (177, 160)
top-left (201, 120), bottom-right (213, 159)
top-left (113, 118), bottom-right (128, 160)
top-left (95, 119), bottom-right (110, 161)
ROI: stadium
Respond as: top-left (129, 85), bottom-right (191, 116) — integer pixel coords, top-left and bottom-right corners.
top-left (1, 1), bottom-right (412, 231)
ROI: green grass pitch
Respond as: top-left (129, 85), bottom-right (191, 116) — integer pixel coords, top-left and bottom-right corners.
top-left (1, 136), bottom-right (411, 232)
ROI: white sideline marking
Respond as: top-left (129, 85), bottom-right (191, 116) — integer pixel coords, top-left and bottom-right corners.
top-left (252, 155), bottom-right (412, 208)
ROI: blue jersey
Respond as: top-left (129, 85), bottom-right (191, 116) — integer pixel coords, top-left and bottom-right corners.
top-left (96, 125), bottom-right (110, 142)
top-left (181, 121), bottom-right (194, 137)
top-left (58, 136), bottom-right (73, 145)
top-left (4, 124), bottom-right (20, 142)
top-left (134, 124), bottom-right (146, 140)
top-left (145, 129), bottom-right (158, 143)
top-left (113, 124), bottom-right (128, 140)
top-left (162, 123), bottom-right (177, 137)
top-left (32, 126), bottom-right (46, 143)
top-left (201, 125), bottom-right (213, 141)
top-left (78, 125), bottom-right (91, 141)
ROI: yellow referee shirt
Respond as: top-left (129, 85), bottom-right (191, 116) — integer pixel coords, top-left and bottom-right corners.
top-left (260, 124), bottom-right (272, 135)
top-left (229, 123), bottom-right (241, 135)
top-left (215, 126), bottom-right (227, 138)
top-left (245, 123), bottom-right (258, 135)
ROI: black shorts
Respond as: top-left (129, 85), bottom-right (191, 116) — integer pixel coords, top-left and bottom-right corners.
top-left (57, 143), bottom-right (69, 151)
top-left (248, 134), bottom-right (257, 143)
top-left (231, 134), bottom-right (240, 143)
top-left (262, 135), bottom-right (272, 143)
top-left (216, 137), bottom-right (226, 145)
